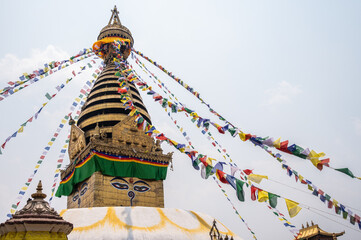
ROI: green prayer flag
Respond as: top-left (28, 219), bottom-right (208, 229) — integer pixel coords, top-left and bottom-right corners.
top-left (308, 184), bottom-right (313, 191)
top-left (45, 93), bottom-right (52, 100)
top-left (236, 179), bottom-right (245, 202)
top-left (228, 128), bottom-right (237, 137)
top-left (325, 194), bottom-right (331, 201)
top-left (115, 71), bottom-right (121, 76)
top-left (205, 165), bottom-right (213, 178)
top-left (268, 193), bottom-right (279, 208)
top-left (342, 210), bottom-right (348, 219)
top-left (335, 168), bottom-right (355, 178)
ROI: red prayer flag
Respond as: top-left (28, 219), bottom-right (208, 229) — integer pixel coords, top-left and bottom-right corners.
top-left (216, 170), bottom-right (228, 184)
top-left (251, 185), bottom-right (259, 201)
top-left (243, 169), bottom-right (253, 175)
top-left (278, 140), bottom-right (292, 154)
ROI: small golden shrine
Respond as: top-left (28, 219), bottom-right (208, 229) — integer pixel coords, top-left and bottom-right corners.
top-left (295, 221), bottom-right (345, 240)
top-left (0, 181), bottom-right (72, 240)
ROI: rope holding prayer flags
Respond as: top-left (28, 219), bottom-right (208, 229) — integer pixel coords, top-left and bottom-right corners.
top-left (0, 57), bottom-right (100, 155)
top-left (126, 65), bottom-right (260, 237)
top-left (119, 54), bottom-right (361, 230)
top-left (131, 50), bottom-right (361, 179)
top-left (7, 66), bottom-right (101, 218)
top-left (131, 57), bottom-right (235, 163)
top-left (0, 49), bottom-right (94, 101)
top-left (130, 53), bottom-right (361, 228)
top-left (49, 83), bottom-right (95, 203)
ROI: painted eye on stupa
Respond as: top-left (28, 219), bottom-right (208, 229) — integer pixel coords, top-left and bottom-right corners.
top-left (111, 182), bottom-right (129, 190)
top-left (110, 177), bottom-right (130, 190)
top-left (133, 180), bottom-right (150, 192)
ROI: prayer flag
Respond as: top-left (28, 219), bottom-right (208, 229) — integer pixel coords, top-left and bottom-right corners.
top-left (268, 193), bottom-right (279, 208)
top-left (258, 190), bottom-right (269, 202)
top-left (285, 199), bottom-right (302, 218)
top-left (335, 168), bottom-right (355, 178)
top-left (45, 93), bottom-right (52, 100)
top-left (248, 174), bottom-right (268, 184)
top-left (236, 179), bottom-right (245, 202)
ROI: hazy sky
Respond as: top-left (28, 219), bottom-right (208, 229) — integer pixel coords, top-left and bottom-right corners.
top-left (0, 1), bottom-right (360, 239)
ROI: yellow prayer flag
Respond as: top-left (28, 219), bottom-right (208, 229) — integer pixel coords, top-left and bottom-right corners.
top-left (14, 89), bottom-right (18, 93)
top-left (190, 112), bottom-right (198, 118)
top-left (129, 108), bottom-right (137, 116)
top-left (42, 102), bottom-right (48, 107)
top-left (48, 142), bottom-right (53, 146)
top-left (21, 186), bottom-right (28, 191)
top-left (206, 157), bottom-right (215, 166)
top-left (285, 199), bottom-right (302, 218)
top-left (18, 126), bottom-right (24, 133)
top-left (332, 199), bottom-right (339, 206)
top-left (10, 209), bottom-right (15, 214)
top-left (63, 145), bottom-right (68, 148)
top-left (61, 119), bottom-right (67, 124)
top-left (40, 75), bottom-right (44, 79)
top-left (75, 98), bottom-right (81, 102)
top-left (238, 131), bottom-right (246, 141)
top-left (273, 138), bottom-right (281, 148)
top-left (258, 190), bottom-right (269, 202)
top-left (248, 174), bottom-right (268, 184)
top-left (35, 165), bottom-right (40, 169)
top-left (310, 158), bottom-right (321, 168)
top-left (56, 169), bottom-right (60, 173)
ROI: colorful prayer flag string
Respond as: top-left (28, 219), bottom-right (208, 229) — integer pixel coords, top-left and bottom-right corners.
top-left (7, 65), bottom-right (102, 218)
top-left (123, 56), bottom-right (361, 229)
top-left (0, 57), bottom-right (100, 154)
top-left (129, 56), bottom-right (361, 228)
top-left (131, 49), bottom-right (360, 179)
top-left (0, 48), bottom-right (94, 100)
top-left (48, 77), bottom-right (96, 203)
top-left (128, 66), bottom-right (258, 237)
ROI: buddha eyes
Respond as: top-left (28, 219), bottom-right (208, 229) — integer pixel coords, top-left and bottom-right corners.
top-left (133, 185), bottom-right (150, 192)
top-left (110, 178), bottom-right (151, 193)
top-left (111, 182), bottom-right (129, 190)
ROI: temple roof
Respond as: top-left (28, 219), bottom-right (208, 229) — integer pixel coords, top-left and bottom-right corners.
top-left (296, 222), bottom-right (345, 239)
top-left (60, 206), bottom-right (243, 240)
top-left (0, 181), bottom-right (73, 236)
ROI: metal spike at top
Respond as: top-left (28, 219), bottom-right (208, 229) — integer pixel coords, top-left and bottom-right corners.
top-left (97, 5), bottom-right (134, 46)
top-left (108, 5), bottom-right (121, 26)
top-left (31, 180), bottom-right (47, 200)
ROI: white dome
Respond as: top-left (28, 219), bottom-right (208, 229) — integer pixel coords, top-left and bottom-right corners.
top-left (60, 206), bottom-right (243, 240)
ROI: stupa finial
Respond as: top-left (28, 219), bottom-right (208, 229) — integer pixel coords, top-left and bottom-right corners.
top-left (31, 180), bottom-right (47, 200)
top-left (108, 5), bottom-right (121, 26)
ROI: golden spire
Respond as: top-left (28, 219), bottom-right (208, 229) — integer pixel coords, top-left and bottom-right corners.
top-left (108, 5), bottom-right (121, 26)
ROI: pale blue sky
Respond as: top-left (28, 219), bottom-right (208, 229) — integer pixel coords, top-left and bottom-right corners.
top-left (0, 1), bottom-right (360, 239)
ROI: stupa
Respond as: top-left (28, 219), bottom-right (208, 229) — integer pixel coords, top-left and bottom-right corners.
top-left (54, 6), bottom-right (242, 240)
